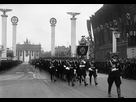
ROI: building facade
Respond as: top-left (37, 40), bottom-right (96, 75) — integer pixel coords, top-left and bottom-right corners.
top-left (16, 38), bottom-right (41, 62)
top-left (55, 46), bottom-right (71, 57)
top-left (88, 4), bottom-right (136, 60)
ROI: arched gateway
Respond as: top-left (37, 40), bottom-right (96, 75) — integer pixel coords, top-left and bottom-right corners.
top-left (16, 38), bottom-right (41, 62)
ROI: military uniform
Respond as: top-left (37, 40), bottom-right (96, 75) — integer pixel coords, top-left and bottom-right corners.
top-left (88, 61), bottom-right (98, 85)
top-left (70, 62), bottom-right (76, 86)
top-left (0, 59), bottom-right (22, 74)
top-left (65, 62), bottom-right (71, 85)
top-left (78, 60), bottom-right (88, 86)
top-left (49, 61), bottom-right (56, 82)
top-left (107, 55), bottom-right (124, 98)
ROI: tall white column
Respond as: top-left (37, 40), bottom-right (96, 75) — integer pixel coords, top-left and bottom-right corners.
top-left (11, 16), bottom-right (18, 60)
top-left (67, 12), bottom-right (80, 57)
top-left (112, 31), bottom-right (117, 53)
top-left (1, 14), bottom-right (7, 58)
top-left (50, 18), bottom-right (57, 57)
top-left (51, 24), bottom-right (55, 56)
top-left (12, 24), bottom-right (17, 57)
top-left (0, 9), bottom-right (12, 58)
top-left (71, 17), bottom-right (77, 57)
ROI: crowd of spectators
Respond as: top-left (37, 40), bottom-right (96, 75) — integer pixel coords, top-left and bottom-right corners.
top-left (0, 59), bottom-right (22, 74)
top-left (96, 58), bottom-right (136, 80)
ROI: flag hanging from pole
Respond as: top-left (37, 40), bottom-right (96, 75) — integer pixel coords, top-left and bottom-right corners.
top-left (91, 15), bottom-right (98, 47)
top-left (87, 19), bottom-right (92, 38)
top-left (77, 46), bottom-right (88, 56)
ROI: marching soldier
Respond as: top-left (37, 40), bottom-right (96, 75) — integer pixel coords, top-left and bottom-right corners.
top-left (78, 60), bottom-right (88, 86)
top-left (49, 61), bottom-right (56, 82)
top-left (88, 60), bottom-right (98, 86)
top-left (70, 60), bottom-right (77, 86)
top-left (64, 61), bottom-right (71, 85)
top-left (107, 54), bottom-right (124, 98)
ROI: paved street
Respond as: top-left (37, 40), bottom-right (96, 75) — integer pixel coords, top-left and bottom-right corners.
top-left (0, 63), bottom-right (136, 98)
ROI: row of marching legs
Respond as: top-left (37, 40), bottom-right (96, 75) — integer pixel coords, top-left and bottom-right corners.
top-left (49, 70), bottom-right (98, 87)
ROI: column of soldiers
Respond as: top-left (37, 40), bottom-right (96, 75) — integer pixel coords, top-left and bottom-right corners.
top-left (29, 56), bottom-right (129, 98)
top-left (0, 59), bottom-right (22, 74)
top-left (29, 55), bottom-right (136, 98)
top-left (29, 57), bottom-right (98, 86)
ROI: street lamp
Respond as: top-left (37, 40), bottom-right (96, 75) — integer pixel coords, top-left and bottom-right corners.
top-left (110, 27), bottom-right (120, 55)
top-left (114, 31), bottom-right (121, 39)
top-left (110, 19), bottom-right (121, 54)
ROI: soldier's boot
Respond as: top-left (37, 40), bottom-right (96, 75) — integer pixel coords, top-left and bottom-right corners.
top-left (84, 78), bottom-right (88, 86)
top-left (72, 82), bottom-right (75, 86)
top-left (94, 77), bottom-right (98, 86)
top-left (54, 76), bottom-right (57, 82)
top-left (117, 87), bottom-right (124, 98)
top-left (68, 79), bottom-right (70, 85)
top-left (71, 78), bottom-right (75, 86)
top-left (85, 83), bottom-right (88, 86)
top-left (79, 77), bottom-right (82, 85)
top-left (50, 74), bottom-right (53, 82)
top-left (108, 93), bottom-right (111, 98)
top-left (108, 84), bottom-right (112, 97)
top-left (89, 77), bottom-right (92, 85)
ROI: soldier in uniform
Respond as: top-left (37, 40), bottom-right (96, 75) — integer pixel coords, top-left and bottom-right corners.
top-left (107, 54), bottom-right (124, 98)
top-left (64, 61), bottom-right (71, 85)
top-left (49, 61), bottom-right (54, 82)
top-left (88, 60), bottom-right (98, 86)
top-left (69, 61), bottom-right (76, 86)
top-left (78, 60), bottom-right (88, 86)
top-left (49, 60), bottom-right (57, 82)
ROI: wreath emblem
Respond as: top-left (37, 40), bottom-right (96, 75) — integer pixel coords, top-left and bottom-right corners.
top-left (50, 18), bottom-right (57, 25)
top-left (11, 16), bottom-right (18, 24)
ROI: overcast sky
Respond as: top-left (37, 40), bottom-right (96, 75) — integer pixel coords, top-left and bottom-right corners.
top-left (0, 4), bottom-right (103, 52)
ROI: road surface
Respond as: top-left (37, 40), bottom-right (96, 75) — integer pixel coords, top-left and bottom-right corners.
top-left (0, 62), bottom-right (136, 98)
